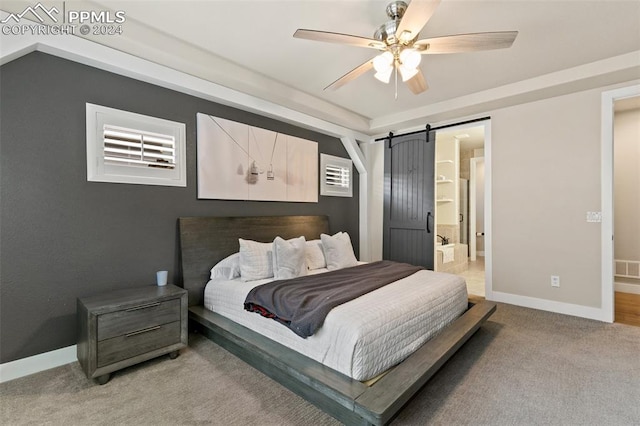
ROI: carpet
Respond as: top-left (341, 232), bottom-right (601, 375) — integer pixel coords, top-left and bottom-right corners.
top-left (1, 302), bottom-right (639, 425)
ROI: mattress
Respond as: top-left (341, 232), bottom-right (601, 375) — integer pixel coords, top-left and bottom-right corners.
top-left (204, 266), bottom-right (468, 381)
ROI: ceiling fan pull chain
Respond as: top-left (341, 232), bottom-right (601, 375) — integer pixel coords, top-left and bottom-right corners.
top-left (395, 65), bottom-right (398, 100)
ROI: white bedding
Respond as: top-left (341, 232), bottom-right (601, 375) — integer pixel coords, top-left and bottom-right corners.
top-left (204, 266), bottom-right (468, 381)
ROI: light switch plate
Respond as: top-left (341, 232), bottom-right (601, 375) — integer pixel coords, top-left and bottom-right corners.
top-left (586, 211), bottom-right (602, 223)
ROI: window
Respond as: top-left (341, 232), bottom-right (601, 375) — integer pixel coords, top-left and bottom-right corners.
top-left (320, 153), bottom-right (352, 197)
top-left (86, 103), bottom-right (186, 186)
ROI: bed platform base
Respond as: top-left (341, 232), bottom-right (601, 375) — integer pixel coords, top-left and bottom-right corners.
top-left (178, 215), bottom-right (496, 425)
top-left (189, 300), bottom-right (496, 425)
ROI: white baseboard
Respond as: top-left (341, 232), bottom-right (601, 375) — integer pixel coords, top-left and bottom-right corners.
top-left (0, 345), bottom-right (77, 383)
top-left (615, 282), bottom-right (640, 294)
top-left (489, 291), bottom-right (611, 323)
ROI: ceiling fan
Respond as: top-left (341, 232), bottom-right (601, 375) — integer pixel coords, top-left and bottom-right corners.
top-left (293, 0), bottom-right (518, 95)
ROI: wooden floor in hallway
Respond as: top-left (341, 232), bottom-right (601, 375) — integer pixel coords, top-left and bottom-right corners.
top-left (615, 291), bottom-right (640, 327)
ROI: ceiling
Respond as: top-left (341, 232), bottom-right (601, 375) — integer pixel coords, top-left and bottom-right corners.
top-left (3, 1), bottom-right (639, 136)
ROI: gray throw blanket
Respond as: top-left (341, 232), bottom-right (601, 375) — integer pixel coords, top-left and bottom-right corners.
top-left (244, 260), bottom-right (423, 338)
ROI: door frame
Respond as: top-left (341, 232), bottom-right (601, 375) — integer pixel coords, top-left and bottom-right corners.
top-left (470, 157), bottom-right (484, 261)
top-left (601, 84), bottom-right (640, 323)
top-left (470, 158), bottom-right (477, 261)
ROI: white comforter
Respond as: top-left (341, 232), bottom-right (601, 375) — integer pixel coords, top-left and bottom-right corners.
top-left (204, 267), bottom-right (468, 381)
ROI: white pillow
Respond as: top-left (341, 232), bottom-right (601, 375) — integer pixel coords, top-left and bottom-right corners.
top-left (305, 239), bottom-right (326, 270)
top-left (320, 232), bottom-right (358, 270)
top-left (210, 252), bottom-right (241, 280)
top-left (273, 236), bottom-right (307, 280)
top-left (239, 238), bottom-right (274, 281)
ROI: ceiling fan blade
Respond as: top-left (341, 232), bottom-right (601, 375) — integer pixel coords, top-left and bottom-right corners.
top-left (396, 0), bottom-right (442, 43)
top-left (415, 31), bottom-right (518, 54)
top-left (294, 29), bottom-right (386, 49)
top-left (324, 59), bottom-right (374, 91)
top-left (406, 69), bottom-right (428, 94)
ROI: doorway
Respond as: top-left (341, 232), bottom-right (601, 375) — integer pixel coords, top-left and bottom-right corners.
top-left (612, 95), bottom-right (640, 326)
top-left (601, 84), bottom-right (640, 323)
top-left (434, 122), bottom-right (490, 298)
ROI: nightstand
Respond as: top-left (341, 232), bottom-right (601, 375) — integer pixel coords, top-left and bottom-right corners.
top-left (77, 284), bottom-right (188, 384)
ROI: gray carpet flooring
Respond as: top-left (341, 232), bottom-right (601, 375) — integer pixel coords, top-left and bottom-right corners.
top-left (1, 302), bottom-right (639, 425)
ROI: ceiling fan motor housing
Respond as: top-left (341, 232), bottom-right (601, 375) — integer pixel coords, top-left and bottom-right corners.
top-left (386, 1), bottom-right (408, 20)
top-left (375, 1), bottom-right (410, 46)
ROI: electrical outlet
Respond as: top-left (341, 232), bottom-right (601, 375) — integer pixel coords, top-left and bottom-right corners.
top-left (551, 275), bottom-right (560, 288)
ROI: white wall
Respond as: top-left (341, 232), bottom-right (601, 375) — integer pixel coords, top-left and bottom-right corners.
top-left (491, 89), bottom-right (603, 308)
top-left (361, 141), bottom-right (385, 262)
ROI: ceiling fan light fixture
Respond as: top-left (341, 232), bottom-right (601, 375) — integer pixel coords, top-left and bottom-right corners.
top-left (373, 52), bottom-right (394, 83)
top-left (399, 64), bottom-right (419, 82)
top-left (374, 68), bottom-right (393, 83)
top-left (373, 51), bottom-right (394, 73)
top-left (400, 48), bottom-right (421, 69)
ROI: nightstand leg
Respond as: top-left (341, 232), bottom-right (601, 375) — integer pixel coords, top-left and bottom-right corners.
top-left (169, 350), bottom-right (180, 359)
top-left (95, 374), bottom-right (111, 385)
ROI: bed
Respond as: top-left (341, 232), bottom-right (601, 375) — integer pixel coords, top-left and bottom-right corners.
top-left (179, 215), bottom-right (496, 425)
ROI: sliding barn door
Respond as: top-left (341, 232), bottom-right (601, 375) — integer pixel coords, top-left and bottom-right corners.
top-left (383, 130), bottom-right (435, 269)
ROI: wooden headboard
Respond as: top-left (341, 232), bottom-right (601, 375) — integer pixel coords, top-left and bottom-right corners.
top-left (178, 215), bottom-right (330, 306)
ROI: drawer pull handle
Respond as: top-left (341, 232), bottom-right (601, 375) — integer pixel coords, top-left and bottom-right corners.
top-left (125, 326), bottom-right (161, 337)
top-left (126, 302), bottom-right (161, 312)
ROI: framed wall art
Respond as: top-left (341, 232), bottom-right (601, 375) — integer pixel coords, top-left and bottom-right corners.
top-left (196, 113), bottom-right (318, 202)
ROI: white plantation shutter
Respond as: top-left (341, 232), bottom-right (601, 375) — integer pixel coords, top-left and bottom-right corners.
top-left (86, 104), bottom-right (186, 187)
top-left (320, 153), bottom-right (353, 197)
top-left (103, 125), bottom-right (176, 169)
top-left (325, 163), bottom-right (350, 188)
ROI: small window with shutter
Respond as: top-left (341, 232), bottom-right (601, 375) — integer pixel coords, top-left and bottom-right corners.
top-left (86, 104), bottom-right (186, 187)
top-left (320, 153), bottom-right (352, 197)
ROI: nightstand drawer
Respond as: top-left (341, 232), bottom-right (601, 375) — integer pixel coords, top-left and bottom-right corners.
top-left (97, 321), bottom-right (181, 367)
top-left (98, 298), bottom-right (180, 340)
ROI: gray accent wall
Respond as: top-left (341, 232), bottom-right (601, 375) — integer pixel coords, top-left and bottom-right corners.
top-left (0, 52), bottom-right (359, 363)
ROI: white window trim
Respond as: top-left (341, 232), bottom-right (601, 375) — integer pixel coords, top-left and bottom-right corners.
top-left (86, 103), bottom-right (186, 187)
top-left (320, 153), bottom-right (352, 197)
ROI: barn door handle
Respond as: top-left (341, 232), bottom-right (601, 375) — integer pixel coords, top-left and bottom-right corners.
top-left (427, 212), bottom-right (432, 233)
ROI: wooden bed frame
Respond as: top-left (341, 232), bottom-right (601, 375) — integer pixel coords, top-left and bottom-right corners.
top-left (178, 215), bottom-right (496, 425)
